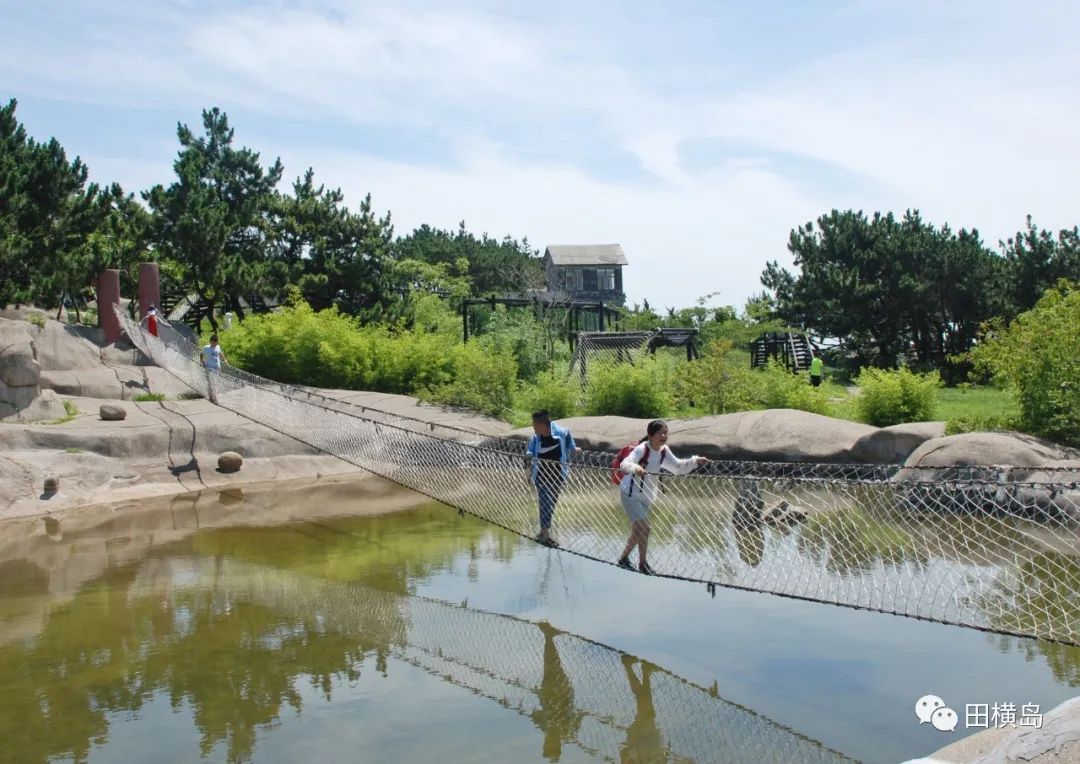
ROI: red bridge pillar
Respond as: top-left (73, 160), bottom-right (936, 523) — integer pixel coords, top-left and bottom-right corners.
top-left (138, 262), bottom-right (160, 319)
top-left (96, 269), bottom-right (121, 344)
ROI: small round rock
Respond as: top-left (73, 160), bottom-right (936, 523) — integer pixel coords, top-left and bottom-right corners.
top-left (99, 404), bottom-right (127, 421)
top-left (218, 451), bottom-right (243, 473)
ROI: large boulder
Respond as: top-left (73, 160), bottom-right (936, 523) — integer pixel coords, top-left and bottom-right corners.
top-left (0, 320), bottom-right (68, 422)
top-left (893, 433), bottom-right (1080, 520)
top-left (0, 379), bottom-right (37, 421)
top-left (0, 322), bottom-right (40, 388)
top-left (850, 422), bottom-right (947, 464)
top-left (690, 410), bottom-right (876, 462)
top-left (315, 388), bottom-right (513, 437)
top-left (504, 410), bottom-right (878, 463)
top-left (32, 322), bottom-right (102, 371)
top-left (903, 432), bottom-right (1080, 469)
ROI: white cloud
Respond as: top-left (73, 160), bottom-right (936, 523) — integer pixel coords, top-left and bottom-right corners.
top-left (6, 0), bottom-right (1080, 308)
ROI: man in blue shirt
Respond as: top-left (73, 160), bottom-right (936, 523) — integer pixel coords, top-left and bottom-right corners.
top-left (526, 410), bottom-right (580, 548)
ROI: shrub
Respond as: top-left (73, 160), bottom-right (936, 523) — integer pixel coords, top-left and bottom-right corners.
top-left (855, 367), bottom-right (942, 426)
top-left (754, 360), bottom-right (830, 415)
top-left (478, 306), bottom-right (550, 382)
top-left (420, 342), bottom-right (518, 418)
top-left (133, 392), bottom-right (166, 402)
top-left (514, 370), bottom-right (578, 423)
top-left (26, 313), bottom-right (45, 329)
top-left (967, 280), bottom-right (1080, 447)
top-left (223, 300), bottom-right (458, 394)
top-left (584, 357), bottom-right (673, 418)
top-left (684, 340), bottom-right (758, 414)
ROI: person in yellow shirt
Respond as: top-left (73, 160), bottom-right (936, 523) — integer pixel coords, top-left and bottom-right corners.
top-left (809, 352), bottom-right (824, 387)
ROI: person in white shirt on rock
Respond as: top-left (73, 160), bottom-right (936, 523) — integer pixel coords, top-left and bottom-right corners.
top-left (616, 420), bottom-right (708, 575)
top-left (200, 334), bottom-right (227, 403)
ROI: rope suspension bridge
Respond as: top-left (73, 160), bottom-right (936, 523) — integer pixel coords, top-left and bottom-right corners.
top-left (119, 311), bottom-right (1080, 646)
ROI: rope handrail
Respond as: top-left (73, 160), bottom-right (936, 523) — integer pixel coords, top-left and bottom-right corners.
top-left (122, 310), bottom-right (1080, 645)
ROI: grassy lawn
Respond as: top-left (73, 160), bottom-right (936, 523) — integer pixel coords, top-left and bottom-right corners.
top-left (823, 383), bottom-right (1018, 425)
top-left (936, 386), bottom-right (1018, 422)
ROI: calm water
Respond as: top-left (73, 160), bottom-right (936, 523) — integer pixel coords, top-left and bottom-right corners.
top-left (2, 475), bottom-right (1079, 764)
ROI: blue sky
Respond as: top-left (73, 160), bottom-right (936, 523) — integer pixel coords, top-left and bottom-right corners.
top-left (4, 0), bottom-right (1079, 310)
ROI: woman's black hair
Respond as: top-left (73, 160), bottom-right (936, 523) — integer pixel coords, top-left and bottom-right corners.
top-left (639, 419), bottom-right (667, 443)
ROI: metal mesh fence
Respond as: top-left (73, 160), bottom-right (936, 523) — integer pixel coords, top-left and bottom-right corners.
top-left (119, 310), bottom-right (1080, 645)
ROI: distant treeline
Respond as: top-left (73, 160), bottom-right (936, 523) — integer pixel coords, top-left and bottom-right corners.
top-left (758, 209), bottom-right (1079, 377)
top-left (0, 100), bottom-right (539, 327)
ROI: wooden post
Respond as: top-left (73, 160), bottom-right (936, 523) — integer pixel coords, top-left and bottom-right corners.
top-left (138, 262), bottom-right (160, 319)
top-left (462, 300), bottom-right (469, 344)
top-left (96, 269), bottom-right (121, 343)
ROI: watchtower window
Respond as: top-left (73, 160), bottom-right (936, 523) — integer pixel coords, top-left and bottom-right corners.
top-left (596, 268), bottom-right (616, 291)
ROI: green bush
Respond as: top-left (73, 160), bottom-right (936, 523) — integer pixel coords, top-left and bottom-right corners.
top-left (222, 300), bottom-right (458, 394)
top-left (420, 341), bottom-right (518, 417)
top-left (478, 306), bottom-right (550, 382)
top-left (855, 367), bottom-right (942, 426)
top-left (968, 280), bottom-right (1080, 446)
top-left (584, 357), bottom-right (673, 418)
top-left (754, 360), bottom-right (830, 415)
top-left (684, 340), bottom-right (758, 414)
top-left (26, 313), bottom-right (45, 329)
top-left (514, 370), bottom-right (578, 423)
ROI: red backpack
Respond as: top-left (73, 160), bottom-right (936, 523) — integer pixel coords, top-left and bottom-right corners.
top-left (610, 442), bottom-right (665, 485)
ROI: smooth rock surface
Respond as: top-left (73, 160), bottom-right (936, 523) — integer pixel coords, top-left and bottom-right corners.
top-left (904, 432), bottom-right (1080, 469)
top-left (40, 367), bottom-right (192, 400)
top-left (913, 695), bottom-right (1080, 763)
top-left (505, 410), bottom-right (879, 463)
top-left (851, 421), bottom-right (947, 464)
top-left (0, 322), bottom-right (40, 388)
top-left (31, 321), bottom-right (103, 371)
top-left (0, 386), bottom-right (66, 423)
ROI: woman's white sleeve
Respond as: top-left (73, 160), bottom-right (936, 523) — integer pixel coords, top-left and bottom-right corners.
top-left (620, 444), bottom-right (646, 474)
top-left (662, 448), bottom-right (700, 475)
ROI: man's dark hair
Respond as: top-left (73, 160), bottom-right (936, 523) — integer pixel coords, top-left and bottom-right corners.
top-left (531, 409), bottom-right (551, 424)
top-left (210, 334), bottom-right (219, 343)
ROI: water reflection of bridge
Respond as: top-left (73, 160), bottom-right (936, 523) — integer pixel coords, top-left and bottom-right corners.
top-left (0, 487), bottom-right (854, 764)
top-left (159, 557), bottom-right (854, 764)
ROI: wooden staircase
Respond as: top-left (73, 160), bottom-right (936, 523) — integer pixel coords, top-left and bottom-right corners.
top-left (751, 332), bottom-right (814, 372)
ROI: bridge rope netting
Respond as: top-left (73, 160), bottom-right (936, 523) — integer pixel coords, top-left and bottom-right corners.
top-left (119, 311), bottom-right (1080, 645)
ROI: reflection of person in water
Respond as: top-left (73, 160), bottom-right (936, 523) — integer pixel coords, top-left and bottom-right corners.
top-left (732, 479), bottom-right (765, 567)
top-left (531, 620), bottom-right (583, 761)
top-left (620, 655), bottom-right (665, 763)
